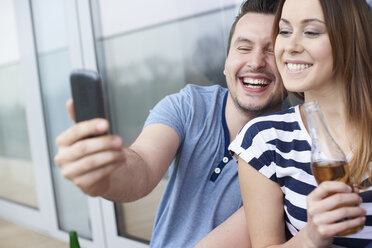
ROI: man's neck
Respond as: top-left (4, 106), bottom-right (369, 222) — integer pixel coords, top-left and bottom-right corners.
top-left (224, 93), bottom-right (281, 142)
top-left (224, 94), bottom-right (253, 143)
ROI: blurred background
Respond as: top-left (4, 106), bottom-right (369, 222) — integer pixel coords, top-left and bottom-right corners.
top-left (0, 0), bottom-right (243, 247)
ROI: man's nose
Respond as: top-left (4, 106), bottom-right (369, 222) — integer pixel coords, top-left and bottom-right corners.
top-left (246, 50), bottom-right (266, 70)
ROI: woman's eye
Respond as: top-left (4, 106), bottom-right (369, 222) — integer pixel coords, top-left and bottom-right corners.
top-left (304, 31), bottom-right (320, 37)
top-left (278, 29), bottom-right (291, 36)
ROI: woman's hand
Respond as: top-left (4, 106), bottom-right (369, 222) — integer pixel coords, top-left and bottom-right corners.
top-left (303, 181), bottom-right (366, 248)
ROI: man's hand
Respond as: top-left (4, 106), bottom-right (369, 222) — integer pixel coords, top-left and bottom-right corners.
top-left (54, 100), bottom-right (125, 196)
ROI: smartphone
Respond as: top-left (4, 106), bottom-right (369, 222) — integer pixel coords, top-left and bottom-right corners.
top-left (70, 69), bottom-right (107, 123)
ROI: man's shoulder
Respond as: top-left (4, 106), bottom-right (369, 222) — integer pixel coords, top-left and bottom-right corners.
top-left (180, 83), bottom-right (227, 96)
top-left (166, 84), bottom-right (227, 108)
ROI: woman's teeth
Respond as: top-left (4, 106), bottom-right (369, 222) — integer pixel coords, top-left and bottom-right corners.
top-left (287, 63), bottom-right (312, 72)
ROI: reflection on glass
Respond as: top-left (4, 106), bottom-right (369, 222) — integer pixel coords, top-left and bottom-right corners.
top-left (0, 0), bottom-right (37, 208)
top-left (31, 0), bottom-right (91, 238)
top-left (115, 179), bottom-right (167, 242)
top-left (93, 0), bottom-right (237, 242)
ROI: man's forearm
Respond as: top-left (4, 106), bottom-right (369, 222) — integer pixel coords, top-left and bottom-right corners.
top-left (103, 147), bottom-right (154, 202)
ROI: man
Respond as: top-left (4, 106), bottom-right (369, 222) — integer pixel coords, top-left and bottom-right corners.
top-left (54, 0), bottom-right (282, 247)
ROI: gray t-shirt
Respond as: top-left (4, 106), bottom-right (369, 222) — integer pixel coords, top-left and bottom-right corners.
top-left (145, 84), bottom-right (242, 248)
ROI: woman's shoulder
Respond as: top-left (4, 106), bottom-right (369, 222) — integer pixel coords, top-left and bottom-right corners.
top-left (246, 106), bottom-right (300, 132)
top-left (230, 105), bottom-right (305, 160)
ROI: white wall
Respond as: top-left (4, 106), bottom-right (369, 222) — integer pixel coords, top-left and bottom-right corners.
top-left (97, 0), bottom-right (241, 37)
top-left (0, 0), bottom-right (19, 66)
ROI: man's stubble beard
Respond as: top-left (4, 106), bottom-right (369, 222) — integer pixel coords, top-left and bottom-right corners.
top-left (231, 91), bottom-right (283, 119)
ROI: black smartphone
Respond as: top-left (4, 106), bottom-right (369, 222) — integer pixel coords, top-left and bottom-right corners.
top-left (70, 69), bottom-right (107, 123)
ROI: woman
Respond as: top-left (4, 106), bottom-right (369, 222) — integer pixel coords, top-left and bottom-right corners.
top-left (229, 0), bottom-right (372, 247)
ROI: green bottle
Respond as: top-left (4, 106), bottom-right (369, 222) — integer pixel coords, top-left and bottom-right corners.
top-left (69, 231), bottom-right (81, 248)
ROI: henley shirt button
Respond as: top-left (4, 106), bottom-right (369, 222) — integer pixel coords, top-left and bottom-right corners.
top-left (214, 168), bottom-right (221, 174)
top-left (222, 157), bottom-right (229, 163)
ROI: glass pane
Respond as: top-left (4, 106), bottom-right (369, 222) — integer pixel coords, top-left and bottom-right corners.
top-left (30, 0), bottom-right (91, 239)
top-left (92, 0), bottom-right (240, 242)
top-left (0, 0), bottom-right (37, 208)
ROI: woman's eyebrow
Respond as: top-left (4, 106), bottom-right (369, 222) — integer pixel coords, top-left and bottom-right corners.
top-left (280, 17), bottom-right (325, 25)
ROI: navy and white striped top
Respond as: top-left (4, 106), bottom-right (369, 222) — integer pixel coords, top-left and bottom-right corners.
top-left (229, 105), bottom-right (372, 247)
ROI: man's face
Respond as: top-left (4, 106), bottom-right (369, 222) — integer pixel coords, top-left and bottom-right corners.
top-left (224, 13), bottom-right (283, 115)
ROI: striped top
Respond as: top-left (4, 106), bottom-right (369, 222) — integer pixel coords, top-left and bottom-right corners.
top-left (229, 105), bottom-right (372, 247)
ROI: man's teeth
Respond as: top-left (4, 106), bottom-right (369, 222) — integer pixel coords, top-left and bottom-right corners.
top-left (287, 63), bottom-right (311, 72)
top-left (242, 79), bottom-right (269, 88)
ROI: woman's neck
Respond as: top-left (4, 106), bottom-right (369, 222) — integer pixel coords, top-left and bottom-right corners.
top-left (303, 91), bottom-right (355, 156)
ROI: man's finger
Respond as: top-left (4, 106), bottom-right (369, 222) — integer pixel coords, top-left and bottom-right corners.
top-left (66, 99), bottom-right (75, 122)
top-left (56, 118), bottom-right (109, 147)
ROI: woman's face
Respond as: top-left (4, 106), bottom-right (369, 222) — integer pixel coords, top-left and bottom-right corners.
top-left (274, 0), bottom-right (336, 94)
